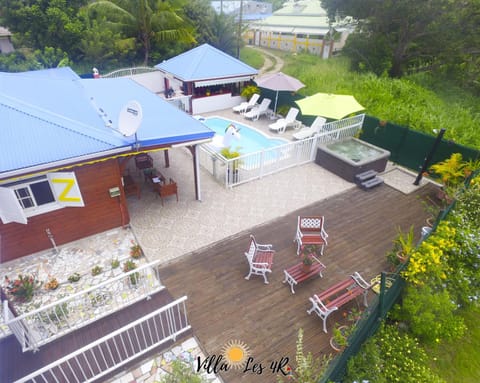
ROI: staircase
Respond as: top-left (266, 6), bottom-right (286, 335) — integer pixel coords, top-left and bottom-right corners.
top-left (355, 170), bottom-right (384, 190)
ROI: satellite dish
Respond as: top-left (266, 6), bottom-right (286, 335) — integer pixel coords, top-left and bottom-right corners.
top-left (118, 100), bottom-right (143, 136)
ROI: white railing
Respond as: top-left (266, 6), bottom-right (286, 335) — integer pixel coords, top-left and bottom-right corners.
top-left (101, 66), bottom-right (158, 78)
top-left (3, 261), bottom-right (164, 352)
top-left (199, 114), bottom-right (365, 187)
top-left (165, 94), bottom-right (191, 113)
top-left (14, 296), bottom-right (190, 383)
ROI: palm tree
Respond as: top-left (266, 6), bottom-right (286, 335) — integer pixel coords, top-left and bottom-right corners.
top-left (88, 0), bottom-right (195, 65)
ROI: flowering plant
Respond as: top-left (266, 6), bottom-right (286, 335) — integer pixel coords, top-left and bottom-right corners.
top-left (45, 277), bottom-right (59, 290)
top-left (4, 274), bottom-right (41, 302)
top-left (302, 254), bottom-right (314, 266)
top-left (130, 242), bottom-right (143, 259)
top-left (402, 221), bottom-right (455, 285)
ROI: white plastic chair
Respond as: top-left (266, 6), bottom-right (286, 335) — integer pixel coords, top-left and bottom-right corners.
top-left (268, 107), bottom-right (301, 134)
top-left (244, 98), bottom-right (272, 121)
top-left (232, 93), bottom-right (260, 113)
top-left (292, 116), bottom-right (327, 140)
top-left (244, 234), bottom-right (275, 284)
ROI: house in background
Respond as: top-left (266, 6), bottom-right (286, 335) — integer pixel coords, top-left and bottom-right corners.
top-left (247, 0), bottom-right (353, 58)
top-left (0, 67), bottom-right (215, 263)
top-left (211, 0), bottom-right (272, 21)
top-left (0, 27), bottom-right (14, 54)
top-left (155, 43), bottom-right (258, 114)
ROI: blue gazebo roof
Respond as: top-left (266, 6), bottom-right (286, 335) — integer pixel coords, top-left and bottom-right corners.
top-left (155, 43), bottom-right (257, 82)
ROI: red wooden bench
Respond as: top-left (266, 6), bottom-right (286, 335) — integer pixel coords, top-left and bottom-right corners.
top-left (307, 272), bottom-right (372, 333)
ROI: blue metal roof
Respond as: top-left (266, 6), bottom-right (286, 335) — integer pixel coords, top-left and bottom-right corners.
top-left (0, 95), bottom-right (118, 173)
top-left (0, 68), bottom-right (215, 175)
top-left (155, 43), bottom-right (258, 81)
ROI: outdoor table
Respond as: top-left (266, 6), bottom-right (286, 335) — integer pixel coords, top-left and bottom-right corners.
top-left (283, 259), bottom-right (326, 294)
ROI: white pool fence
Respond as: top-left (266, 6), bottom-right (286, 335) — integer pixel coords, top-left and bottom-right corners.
top-left (199, 114), bottom-right (365, 187)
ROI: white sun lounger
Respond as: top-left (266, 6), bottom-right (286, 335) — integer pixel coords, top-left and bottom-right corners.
top-left (292, 116), bottom-right (327, 140)
top-left (232, 93), bottom-right (260, 113)
top-left (268, 107), bottom-right (301, 134)
top-left (244, 98), bottom-right (272, 121)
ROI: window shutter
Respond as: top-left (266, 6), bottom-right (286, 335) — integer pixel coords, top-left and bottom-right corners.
top-left (47, 172), bottom-right (85, 207)
top-left (0, 187), bottom-right (28, 224)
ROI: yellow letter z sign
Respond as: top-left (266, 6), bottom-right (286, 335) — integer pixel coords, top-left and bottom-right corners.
top-left (47, 172), bottom-right (85, 207)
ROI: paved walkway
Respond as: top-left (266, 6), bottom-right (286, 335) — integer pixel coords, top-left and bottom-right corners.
top-left (126, 108), bottom-right (354, 265)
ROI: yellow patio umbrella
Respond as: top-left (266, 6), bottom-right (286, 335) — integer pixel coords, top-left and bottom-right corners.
top-left (295, 93), bottom-right (365, 120)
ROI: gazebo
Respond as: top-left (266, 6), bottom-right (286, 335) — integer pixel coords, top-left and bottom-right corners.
top-left (155, 44), bottom-right (258, 114)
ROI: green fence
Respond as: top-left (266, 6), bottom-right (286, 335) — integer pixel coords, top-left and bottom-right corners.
top-left (320, 169), bottom-right (480, 383)
top-left (360, 115), bottom-right (480, 172)
top-left (319, 271), bottom-right (406, 383)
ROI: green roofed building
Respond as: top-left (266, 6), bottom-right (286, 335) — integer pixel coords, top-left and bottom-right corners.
top-left (246, 0), bottom-right (353, 58)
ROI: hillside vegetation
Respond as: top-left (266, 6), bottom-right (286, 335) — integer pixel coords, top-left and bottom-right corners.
top-left (242, 48), bottom-right (480, 150)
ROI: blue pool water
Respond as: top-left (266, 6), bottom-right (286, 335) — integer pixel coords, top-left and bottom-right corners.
top-left (203, 117), bottom-right (288, 154)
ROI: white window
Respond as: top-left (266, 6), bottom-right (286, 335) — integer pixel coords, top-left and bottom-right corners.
top-left (6, 176), bottom-right (61, 216)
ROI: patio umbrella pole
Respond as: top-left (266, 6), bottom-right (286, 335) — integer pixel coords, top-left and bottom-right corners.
top-left (273, 91), bottom-right (279, 116)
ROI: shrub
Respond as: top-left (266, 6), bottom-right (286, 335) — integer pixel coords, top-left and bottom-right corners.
top-left (344, 324), bottom-right (445, 383)
top-left (240, 85), bottom-right (260, 100)
top-left (402, 221), bottom-right (455, 286)
top-left (391, 285), bottom-right (466, 343)
top-left (278, 328), bottom-right (331, 382)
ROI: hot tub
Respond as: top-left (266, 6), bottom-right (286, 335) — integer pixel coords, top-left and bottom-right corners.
top-left (315, 137), bottom-right (390, 182)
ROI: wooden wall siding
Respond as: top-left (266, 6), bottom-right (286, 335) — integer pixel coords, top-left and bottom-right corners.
top-left (159, 184), bottom-right (438, 383)
top-left (0, 159), bottom-right (130, 263)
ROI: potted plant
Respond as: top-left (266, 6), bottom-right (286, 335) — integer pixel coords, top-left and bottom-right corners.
top-left (111, 258), bottom-right (120, 269)
top-left (4, 274), bottom-right (41, 302)
top-left (302, 253), bottom-right (314, 273)
top-left (45, 277), bottom-right (59, 290)
top-left (220, 147), bottom-right (242, 183)
top-left (393, 225), bottom-right (415, 263)
top-left (123, 260), bottom-right (140, 285)
top-left (423, 200), bottom-right (440, 227)
top-left (68, 272), bottom-right (81, 283)
top-left (330, 324), bottom-right (350, 352)
top-left (91, 265), bottom-right (103, 276)
top-left (329, 308), bottom-right (362, 352)
top-left (130, 242), bottom-right (143, 259)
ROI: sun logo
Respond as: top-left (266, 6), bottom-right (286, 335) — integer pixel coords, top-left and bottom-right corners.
top-left (221, 340), bottom-right (251, 370)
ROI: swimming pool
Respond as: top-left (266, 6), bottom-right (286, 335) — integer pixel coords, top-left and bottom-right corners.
top-left (202, 117), bottom-right (288, 154)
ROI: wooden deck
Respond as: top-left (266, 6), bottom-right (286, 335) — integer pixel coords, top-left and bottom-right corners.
top-left (158, 183), bottom-right (437, 382)
top-left (0, 183), bottom-right (437, 383)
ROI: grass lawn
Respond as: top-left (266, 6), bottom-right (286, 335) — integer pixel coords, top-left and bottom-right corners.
top-left (428, 307), bottom-right (480, 383)
top-left (240, 47), bottom-right (480, 149)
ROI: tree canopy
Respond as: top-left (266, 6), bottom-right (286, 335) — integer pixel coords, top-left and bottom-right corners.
top-left (322, 0), bottom-right (480, 92)
top-left (0, 0), bottom-right (238, 71)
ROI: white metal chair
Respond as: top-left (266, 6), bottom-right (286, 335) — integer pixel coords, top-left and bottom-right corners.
top-left (294, 216), bottom-right (328, 255)
top-left (268, 107), bottom-right (301, 134)
top-left (232, 93), bottom-right (260, 113)
top-left (244, 98), bottom-right (272, 121)
top-left (244, 234), bottom-right (275, 284)
top-left (292, 116), bottom-right (327, 140)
